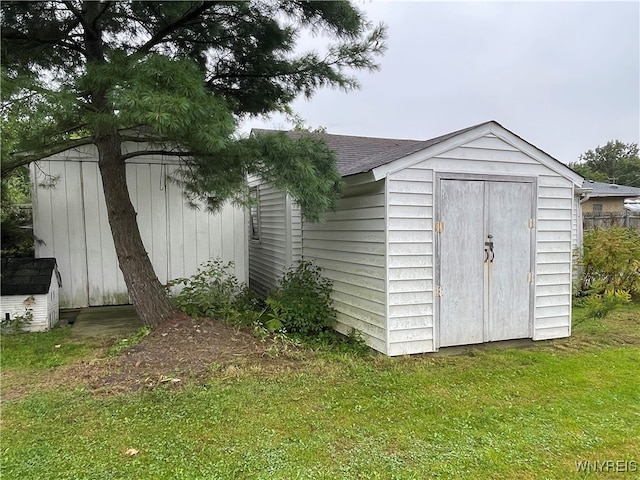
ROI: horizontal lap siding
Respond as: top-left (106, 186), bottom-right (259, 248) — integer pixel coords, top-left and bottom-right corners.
top-left (535, 175), bottom-right (573, 339)
top-left (394, 133), bottom-right (574, 351)
top-left (0, 294), bottom-right (49, 332)
top-left (303, 183), bottom-right (387, 353)
top-left (387, 168), bottom-right (435, 355)
top-left (291, 203), bottom-right (303, 266)
top-left (248, 183), bottom-right (290, 296)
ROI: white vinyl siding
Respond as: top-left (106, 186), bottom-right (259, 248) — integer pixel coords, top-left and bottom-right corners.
top-left (386, 168), bottom-right (435, 355)
top-left (382, 133), bottom-right (574, 354)
top-left (1, 292), bottom-right (54, 333)
top-left (32, 145), bottom-right (247, 308)
top-left (302, 180), bottom-right (387, 353)
top-left (534, 175), bottom-right (574, 339)
top-left (247, 178), bottom-right (301, 297)
top-left (248, 125), bottom-right (580, 356)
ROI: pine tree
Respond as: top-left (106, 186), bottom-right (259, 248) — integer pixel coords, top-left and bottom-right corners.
top-left (1, 1), bottom-right (386, 327)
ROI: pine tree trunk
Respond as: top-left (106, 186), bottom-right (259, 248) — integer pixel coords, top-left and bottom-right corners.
top-left (95, 133), bottom-right (178, 328)
top-left (82, 1), bottom-right (177, 328)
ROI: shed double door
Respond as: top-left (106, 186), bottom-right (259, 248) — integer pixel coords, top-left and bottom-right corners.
top-left (438, 178), bottom-right (534, 348)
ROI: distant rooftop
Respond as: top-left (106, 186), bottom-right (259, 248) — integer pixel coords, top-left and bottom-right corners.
top-left (583, 181), bottom-right (640, 198)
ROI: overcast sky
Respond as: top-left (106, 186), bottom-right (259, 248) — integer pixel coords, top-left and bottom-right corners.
top-left (244, 0), bottom-right (639, 165)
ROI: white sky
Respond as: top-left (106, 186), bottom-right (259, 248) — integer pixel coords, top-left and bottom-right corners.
top-left (244, 0), bottom-right (640, 165)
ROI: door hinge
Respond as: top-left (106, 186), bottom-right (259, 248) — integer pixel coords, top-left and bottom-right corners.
top-left (528, 218), bottom-right (535, 229)
top-left (435, 221), bottom-right (444, 233)
top-left (527, 272), bottom-right (534, 284)
top-left (435, 286), bottom-right (443, 297)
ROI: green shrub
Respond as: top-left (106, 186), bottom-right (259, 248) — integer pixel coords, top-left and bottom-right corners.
top-left (266, 260), bottom-right (336, 335)
top-left (576, 227), bottom-right (640, 298)
top-left (580, 289), bottom-right (631, 321)
top-left (166, 259), bottom-right (259, 323)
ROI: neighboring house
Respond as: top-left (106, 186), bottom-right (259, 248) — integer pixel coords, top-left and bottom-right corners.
top-left (31, 142), bottom-right (247, 308)
top-left (1, 257), bottom-right (61, 332)
top-left (581, 181), bottom-right (640, 214)
top-left (249, 121), bottom-right (585, 356)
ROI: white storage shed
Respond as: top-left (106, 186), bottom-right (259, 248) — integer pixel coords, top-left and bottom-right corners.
top-left (249, 121), bottom-right (584, 355)
top-left (31, 142), bottom-right (248, 308)
top-left (1, 257), bottom-right (61, 332)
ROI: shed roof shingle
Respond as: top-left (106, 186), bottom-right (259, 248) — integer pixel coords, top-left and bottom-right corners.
top-left (253, 122), bottom-right (497, 177)
top-left (252, 128), bottom-right (422, 177)
top-left (1, 257), bottom-right (60, 296)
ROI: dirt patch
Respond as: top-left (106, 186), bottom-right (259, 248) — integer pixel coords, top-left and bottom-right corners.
top-left (57, 315), bottom-right (310, 394)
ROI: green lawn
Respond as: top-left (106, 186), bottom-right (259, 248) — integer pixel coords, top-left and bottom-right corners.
top-left (1, 305), bottom-right (639, 479)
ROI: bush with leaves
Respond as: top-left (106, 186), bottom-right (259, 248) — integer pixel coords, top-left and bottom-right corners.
top-left (574, 226), bottom-right (639, 320)
top-left (581, 290), bottom-right (632, 321)
top-left (166, 259), bottom-right (259, 324)
top-left (577, 227), bottom-right (640, 298)
top-left (266, 261), bottom-right (336, 336)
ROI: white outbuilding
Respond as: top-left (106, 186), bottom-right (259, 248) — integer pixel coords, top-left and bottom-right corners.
top-left (249, 121), bottom-right (585, 355)
top-left (1, 257), bottom-right (61, 332)
top-left (31, 142), bottom-right (248, 308)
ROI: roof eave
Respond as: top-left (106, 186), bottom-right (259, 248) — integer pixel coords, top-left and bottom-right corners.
top-left (370, 122), bottom-right (495, 181)
top-left (370, 121), bottom-right (584, 186)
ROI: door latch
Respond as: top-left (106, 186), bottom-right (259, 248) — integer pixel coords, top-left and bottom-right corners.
top-left (484, 234), bottom-right (495, 263)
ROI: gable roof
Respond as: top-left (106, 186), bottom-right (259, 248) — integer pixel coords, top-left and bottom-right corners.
top-left (252, 128), bottom-right (422, 177)
top-left (583, 181), bottom-right (640, 198)
top-left (252, 121), bottom-right (581, 185)
top-left (1, 257), bottom-right (60, 296)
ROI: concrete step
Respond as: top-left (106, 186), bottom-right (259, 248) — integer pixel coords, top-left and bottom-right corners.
top-left (71, 305), bottom-right (143, 338)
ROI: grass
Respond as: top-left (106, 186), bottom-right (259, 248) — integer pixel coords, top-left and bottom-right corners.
top-left (1, 305), bottom-right (639, 479)
top-left (0, 326), bottom-right (101, 369)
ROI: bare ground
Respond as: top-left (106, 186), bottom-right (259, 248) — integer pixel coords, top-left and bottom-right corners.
top-left (2, 315), bottom-right (312, 400)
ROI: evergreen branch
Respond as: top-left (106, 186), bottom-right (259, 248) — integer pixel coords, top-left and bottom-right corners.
top-left (2, 137), bottom-right (95, 176)
top-left (61, 1), bottom-right (83, 20)
top-left (133, 2), bottom-right (215, 57)
top-left (1, 30), bottom-right (85, 56)
top-left (119, 150), bottom-right (188, 162)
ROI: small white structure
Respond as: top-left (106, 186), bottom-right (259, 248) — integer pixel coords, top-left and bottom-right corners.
top-left (31, 142), bottom-right (248, 308)
top-left (249, 121), bottom-right (584, 355)
top-left (1, 257), bottom-right (61, 332)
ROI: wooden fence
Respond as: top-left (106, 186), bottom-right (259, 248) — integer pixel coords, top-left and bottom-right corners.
top-left (583, 211), bottom-right (640, 230)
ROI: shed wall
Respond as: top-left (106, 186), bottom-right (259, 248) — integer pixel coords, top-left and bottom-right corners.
top-left (385, 133), bottom-right (574, 354)
top-left (32, 149), bottom-right (247, 308)
top-left (385, 168), bottom-right (435, 355)
top-left (31, 160), bottom-right (89, 307)
top-left (247, 179), bottom-right (301, 297)
top-left (302, 180), bottom-right (387, 353)
top-left (535, 175), bottom-right (574, 339)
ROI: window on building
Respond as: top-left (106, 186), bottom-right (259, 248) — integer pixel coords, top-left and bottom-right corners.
top-left (592, 203), bottom-right (603, 213)
top-left (249, 187), bottom-right (260, 241)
